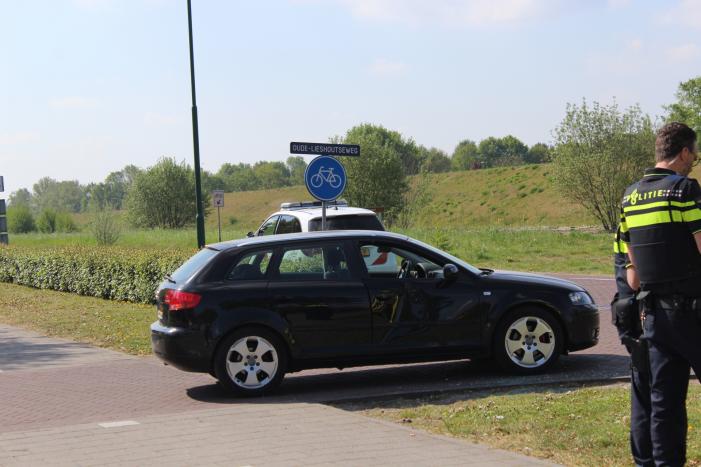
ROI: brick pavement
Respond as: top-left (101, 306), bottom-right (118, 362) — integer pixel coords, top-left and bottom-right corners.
top-left (0, 273), bottom-right (622, 466)
top-left (0, 403), bottom-right (557, 466)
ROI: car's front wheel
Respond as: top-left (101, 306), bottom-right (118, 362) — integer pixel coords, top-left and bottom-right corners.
top-left (493, 307), bottom-right (563, 374)
top-left (214, 327), bottom-right (287, 396)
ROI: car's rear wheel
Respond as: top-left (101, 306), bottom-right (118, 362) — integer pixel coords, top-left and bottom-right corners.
top-left (214, 327), bottom-right (287, 396)
top-left (493, 307), bottom-right (563, 374)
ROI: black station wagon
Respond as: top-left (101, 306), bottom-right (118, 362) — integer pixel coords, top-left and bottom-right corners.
top-left (151, 231), bottom-right (599, 396)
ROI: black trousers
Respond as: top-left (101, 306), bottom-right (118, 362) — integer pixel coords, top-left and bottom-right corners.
top-left (630, 366), bottom-right (653, 467)
top-left (643, 305), bottom-right (701, 467)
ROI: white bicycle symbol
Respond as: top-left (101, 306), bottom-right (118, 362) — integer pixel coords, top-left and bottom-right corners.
top-left (310, 166), bottom-right (342, 189)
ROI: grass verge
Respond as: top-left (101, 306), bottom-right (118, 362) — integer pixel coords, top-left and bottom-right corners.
top-left (347, 384), bottom-right (701, 467)
top-left (0, 282), bottom-right (153, 355)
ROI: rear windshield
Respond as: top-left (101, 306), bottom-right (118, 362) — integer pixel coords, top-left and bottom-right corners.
top-left (170, 248), bottom-right (219, 283)
top-left (309, 215), bottom-right (384, 232)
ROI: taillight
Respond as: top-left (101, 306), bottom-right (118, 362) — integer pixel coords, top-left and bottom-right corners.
top-left (163, 290), bottom-right (201, 311)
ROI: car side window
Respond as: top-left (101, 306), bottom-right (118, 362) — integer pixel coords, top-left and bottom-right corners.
top-left (258, 216), bottom-right (279, 236)
top-left (360, 243), bottom-right (439, 279)
top-left (226, 249), bottom-right (273, 281)
top-left (276, 244), bottom-right (351, 281)
top-left (275, 215), bottom-right (301, 234)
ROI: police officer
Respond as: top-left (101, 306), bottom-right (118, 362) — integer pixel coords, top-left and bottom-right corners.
top-left (612, 227), bottom-right (652, 466)
top-left (619, 122), bottom-right (701, 466)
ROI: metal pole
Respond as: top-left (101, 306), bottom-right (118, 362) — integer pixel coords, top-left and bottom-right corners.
top-left (187, 0), bottom-right (205, 249)
top-left (217, 206), bottom-right (222, 242)
top-left (322, 201), bottom-right (327, 231)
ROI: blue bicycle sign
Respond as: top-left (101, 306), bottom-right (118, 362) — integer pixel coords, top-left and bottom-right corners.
top-left (304, 156), bottom-right (346, 201)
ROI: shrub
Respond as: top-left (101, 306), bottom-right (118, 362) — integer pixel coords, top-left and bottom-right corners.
top-left (0, 246), bottom-right (191, 304)
top-left (7, 205), bottom-right (36, 233)
top-left (36, 209), bottom-right (57, 233)
top-left (91, 210), bottom-right (121, 246)
top-left (55, 212), bottom-right (78, 233)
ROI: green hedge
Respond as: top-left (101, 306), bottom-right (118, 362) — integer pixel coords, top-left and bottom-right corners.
top-left (0, 246), bottom-right (192, 304)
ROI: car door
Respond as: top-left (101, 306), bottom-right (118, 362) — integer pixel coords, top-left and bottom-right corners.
top-left (356, 241), bottom-right (483, 351)
top-left (268, 241), bottom-right (371, 357)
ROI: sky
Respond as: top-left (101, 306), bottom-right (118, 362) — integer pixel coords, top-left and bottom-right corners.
top-left (1, 0), bottom-right (700, 195)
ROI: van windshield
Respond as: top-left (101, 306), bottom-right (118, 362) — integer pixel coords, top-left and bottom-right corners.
top-left (170, 248), bottom-right (219, 283)
top-left (309, 215), bottom-right (384, 232)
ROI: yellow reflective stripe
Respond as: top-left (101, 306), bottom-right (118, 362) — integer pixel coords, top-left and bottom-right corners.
top-left (625, 210), bottom-right (683, 228)
top-left (682, 208), bottom-right (701, 223)
top-left (623, 200), bottom-right (697, 213)
top-left (613, 233), bottom-right (628, 254)
top-left (620, 218), bottom-right (629, 233)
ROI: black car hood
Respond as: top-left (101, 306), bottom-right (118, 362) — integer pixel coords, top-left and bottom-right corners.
top-left (483, 270), bottom-right (585, 292)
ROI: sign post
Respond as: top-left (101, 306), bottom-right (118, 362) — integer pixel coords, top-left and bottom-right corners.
top-left (292, 141), bottom-right (360, 231)
top-left (212, 190), bottom-right (224, 242)
top-left (0, 176), bottom-right (7, 245)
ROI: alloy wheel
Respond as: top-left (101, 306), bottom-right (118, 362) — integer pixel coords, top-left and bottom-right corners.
top-left (504, 316), bottom-right (556, 368)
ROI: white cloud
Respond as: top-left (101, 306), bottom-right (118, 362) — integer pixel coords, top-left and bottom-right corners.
top-left (333, 0), bottom-right (550, 27)
top-left (662, 0), bottom-right (701, 29)
top-left (368, 58), bottom-right (407, 77)
top-left (666, 43), bottom-right (700, 62)
top-left (0, 131), bottom-right (40, 146)
top-left (49, 96), bottom-right (98, 110)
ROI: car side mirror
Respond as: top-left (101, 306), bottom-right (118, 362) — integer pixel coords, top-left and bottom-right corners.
top-left (443, 263), bottom-right (459, 282)
top-left (247, 231), bottom-right (255, 238)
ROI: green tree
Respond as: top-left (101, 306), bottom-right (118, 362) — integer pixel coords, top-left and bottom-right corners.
top-left (8, 188), bottom-right (32, 208)
top-left (420, 147), bottom-right (452, 173)
top-left (552, 99), bottom-right (655, 232)
top-left (201, 170), bottom-right (227, 193)
top-left (665, 76), bottom-right (701, 133)
top-left (339, 126), bottom-right (408, 223)
top-left (32, 178), bottom-right (84, 213)
top-left (253, 161), bottom-right (291, 189)
top-left (286, 156), bottom-right (307, 185)
top-left (7, 205), bottom-right (36, 233)
top-left (126, 157), bottom-right (210, 229)
top-left (343, 123), bottom-right (422, 175)
top-left (451, 139), bottom-right (480, 171)
top-left (217, 163), bottom-right (259, 192)
top-left (525, 143), bottom-right (552, 164)
top-left (478, 136), bottom-right (528, 167)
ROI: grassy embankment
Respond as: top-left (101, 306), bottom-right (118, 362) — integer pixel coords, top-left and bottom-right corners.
top-left (349, 386), bottom-right (701, 467)
top-left (11, 164), bottom-right (615, 274)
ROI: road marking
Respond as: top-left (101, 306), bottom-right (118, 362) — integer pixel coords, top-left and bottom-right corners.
top-left (98, 420), bottom-right (140, 428)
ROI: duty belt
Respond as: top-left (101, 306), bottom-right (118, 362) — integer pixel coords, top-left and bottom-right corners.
top-left (651, 295), bottom-right (701, 312)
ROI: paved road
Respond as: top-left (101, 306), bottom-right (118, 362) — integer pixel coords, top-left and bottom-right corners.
top-left (0, 273), bottom-right (620, 466)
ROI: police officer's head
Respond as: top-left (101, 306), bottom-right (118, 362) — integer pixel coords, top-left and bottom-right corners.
top-left (656, 122), bottom-right (698, 176)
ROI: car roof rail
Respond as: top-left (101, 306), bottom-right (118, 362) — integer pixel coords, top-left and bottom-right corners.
top-left (280, 199), bottom-right (348, 210)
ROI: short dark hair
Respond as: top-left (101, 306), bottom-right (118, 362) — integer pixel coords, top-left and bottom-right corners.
top-left (655, 122), bottom-right (697, 162)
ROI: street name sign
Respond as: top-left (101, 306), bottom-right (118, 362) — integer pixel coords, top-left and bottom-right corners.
top-left (290, 142), bottom-right (360, 157)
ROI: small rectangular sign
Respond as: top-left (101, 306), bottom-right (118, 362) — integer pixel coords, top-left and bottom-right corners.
top-left (212, 190), bottom-right (225, 208)
top-left (290, 142), bottom-right (360, 157)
